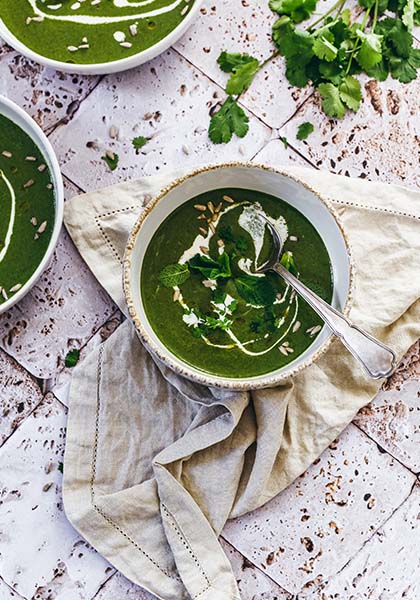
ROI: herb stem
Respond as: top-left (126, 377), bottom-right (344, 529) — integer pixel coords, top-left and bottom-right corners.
top-left (309, 0), bottom-right (347, 29)
top-left (372, 0), bottom-right (379, 30)
top-left (344, 6), bottom-right (371, 75)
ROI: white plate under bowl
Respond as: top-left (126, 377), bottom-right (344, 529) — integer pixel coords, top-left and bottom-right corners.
top-left (123, 163), bottom-right (354, 390)
top-left (0, 95), bottom-right (64, 314)
top-left (0, 0), bottom-right (203, 75)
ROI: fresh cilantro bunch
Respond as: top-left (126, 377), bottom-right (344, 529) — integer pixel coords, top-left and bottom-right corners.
top-left (208, 0), bottom-right (420, 142)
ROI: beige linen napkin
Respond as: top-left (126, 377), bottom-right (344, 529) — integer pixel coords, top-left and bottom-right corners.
top-left (63, 165), bottom-right (420, 600)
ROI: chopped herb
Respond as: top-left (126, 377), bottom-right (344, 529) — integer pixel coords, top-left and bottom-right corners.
top-left (296, 121), bottom-right (314, 140)
top-left (132, 136), bottom-right (148, 153)
top-left (280, 251), bottom-right (298, 275)
top-left (189, 252), bottom-right (232, 280)
top-left (159, 263), bottom-right (190, 287)
top-left (65, 348), bottom-right (80, 368)
top-left (208, 96), bottom-right (249, 144)
top-left (58, 462), bottom-right (64, 474)
top-left (280, 136), bottom-right (289, 149)
top-left (101, 152), bottom-right (119, 171)
top-left (235, 275), bottom-right (277, 306)
top-left (236, 235), bottom-right (249, 252)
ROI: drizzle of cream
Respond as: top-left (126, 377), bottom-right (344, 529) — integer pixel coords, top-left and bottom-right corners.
top-left (29, 0), bottom-right (185, 24)
top-left (0, 170), bottom-right (16, 265)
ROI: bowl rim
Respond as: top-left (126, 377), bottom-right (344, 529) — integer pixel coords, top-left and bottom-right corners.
top-left (0, 95), bottom-right (64, 314)
top-left (0, 0), bottom-right (203, 76)
top-left (123, 162), bottom-right (355, 390)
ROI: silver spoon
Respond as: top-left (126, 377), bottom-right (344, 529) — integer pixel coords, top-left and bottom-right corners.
top-left (257, 218), bottom-right (397, 379)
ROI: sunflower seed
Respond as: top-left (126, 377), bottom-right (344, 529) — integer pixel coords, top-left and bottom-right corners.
top-left (9, 284), bottom-right (22, 293)
top-left (38, 164), bottom-right (47, 172)
top-left (194, 204), bottom-right (206, 211)
top-left (223, 195), bottom-right (234, 203)
top-left (215, 202), bottom-right (223, 213)
top-left (279, 346), bottom-right (288, 356)
top-left (202, 280), bottom-right (214, 288)
top-left (199, 227), bottom-right (207, 236)
top-left (30, 217), bottom-right (38, 227)
top-left (292, 320), bottom-right (301, 333)
top-left (209, 222), bottom-right (216, 234)
top-left (2, 151), bottom-right (12, 158)
top-left (37, 221), bottom-right (47, 234)
top-left (199, 246), bottom-right (209, 255)
top-left (207, 201), bottom-right (215, 214)
top-left (173, 289), bottom-right (180, 302)
top-left (23, 179), bottom-right (35, 188)
top-left (197, 214), bottom-right (206, 220)
top-left (289, 235), bottom-right (298, 242)
top-left (25, 156), bottom-right (37, 162)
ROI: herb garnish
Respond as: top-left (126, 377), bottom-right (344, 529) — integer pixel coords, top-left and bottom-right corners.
top-left (296, 121), bottom-right (315, 140)
top-left (132, 136), bottom-right (148, 153)
top-left (102, 152), bottom-right (119, 171)
top-left (208, 0), bottom-right (420, 141)
top-left (188, 253), bottom-right (232, 279)
top-left (65, 348), bottom-right (80, 368)
top-left (234, 275), bottom-right (277, 306)
top-left (159, 264), bottom-right (190, 287)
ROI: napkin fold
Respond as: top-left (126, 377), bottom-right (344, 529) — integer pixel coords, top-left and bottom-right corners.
top-left (63, 165), bottom-right (420, 600)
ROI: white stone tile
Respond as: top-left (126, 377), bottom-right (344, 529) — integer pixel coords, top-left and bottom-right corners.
top-left (93, 572), bottom-right (157, 600)
top-left (49, 49), bottom-right (272, 192)
top-left (301, 483), bottom-right (420, 599)
top-left (220, 539), bottom-right (292, 599)
top-left (0, 394), bottom-right (113, 599)
top-left (279, 74), bottom-right (420, 188)
top-left (223, 424), bottom-right (415, 595)
top-left (355, 342), bottom-right (420, 473)
top-left (252, 138), bottom-right (313, 169)
top-left (0, 349), bottom-right (43, 446)
top-left (0, 43), bottom-right (98, 133)
top-left (0, 227), bottom-right (116, 380)
top-left (174, 0), bottom-right (311, 128)
top-left (0, 577), bottom-right (24, 599)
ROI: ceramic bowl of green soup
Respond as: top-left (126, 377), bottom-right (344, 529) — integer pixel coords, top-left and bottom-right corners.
top-left (0, 95), bottom-right (63, 314)
top-left (0, 0), bottom-right (203, 75)
top-left (124, 163), bottom-right (353, 389)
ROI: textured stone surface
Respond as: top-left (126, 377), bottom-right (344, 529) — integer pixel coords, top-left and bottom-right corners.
top-left (223, 425), bottom-right (415, 595)
top-left (49, 49), bottom-right (271, 191)
top-left (0, 43), bottom-right (99, 133)
top-left (0, 349), bottom-right (43, 446)
top-left (302, 483), bottom-right (420, 599)
top-left (0, 395), bottom-right (113, 599)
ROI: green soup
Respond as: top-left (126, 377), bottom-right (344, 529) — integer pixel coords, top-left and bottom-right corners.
top-left (141, 189), bottom-right (333, 379)
top-left (0, 114), bottom-right (55, 305)
top-left (0, 0), bottom-right (195, 65)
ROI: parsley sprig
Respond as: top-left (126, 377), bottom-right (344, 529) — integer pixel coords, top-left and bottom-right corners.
top-left (208, 0), bottom-right (420, 142)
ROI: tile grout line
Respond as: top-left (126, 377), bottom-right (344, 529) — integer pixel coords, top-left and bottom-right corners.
top-left (353, 421), bottom-right (420, 478)
top-left (220, 536), bottom-right (295, 598)
top-left (0, 574), bottom-right (28, 599)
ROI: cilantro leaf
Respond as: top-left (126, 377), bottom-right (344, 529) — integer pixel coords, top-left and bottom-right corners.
top-left (313, 35), bottom-right (338, 62)
top-left (269, 0), bottom-right (317, 23)
top-left (355, 31), bottom-right (383, 70)
top-left (317, 82), bottom-right (346, 118)
top-left (132, 136), bottom-right (148, 152)
top-left (159, 263), bottom-right (190, 287)
top-left (226, 58), bottom-right (260, 95)
top-left (189, 253), bottom-right (232, 280)
top-left (234, 275), bottom-right (276, 306)
top-left (101, 152), bottom-right (119, 171)
top-left (217, 51), bottom-right (258, 73)
top-left (339, 75), bottom-right (362, 111)
top-left (65, 348), bottom-right (80, 368)
top-left (296, 121), bottom-right (314, 140)
top-left (208, 96), bottom-right (249, 144)
top-left (402, 0), bottom-right (415, 30)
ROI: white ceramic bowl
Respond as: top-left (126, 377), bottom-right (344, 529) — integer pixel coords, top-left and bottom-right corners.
top-left (0, 1), bottom-right (203, 75)
top-left (0, 95), bottom-right (64, 314)
top-left (123, 163), bottom-right (354, 390)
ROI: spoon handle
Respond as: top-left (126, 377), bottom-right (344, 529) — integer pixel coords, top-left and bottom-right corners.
top-left (273, 263), bottom-right (397, 379)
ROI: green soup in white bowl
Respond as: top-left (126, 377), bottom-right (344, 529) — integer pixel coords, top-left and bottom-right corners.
top-left (0, 96), bottom-right (63, 313)
top-left (124, 163), bottom-right (353, 390)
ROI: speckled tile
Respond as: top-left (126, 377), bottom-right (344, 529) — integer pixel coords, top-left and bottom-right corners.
top-left (0, 394), bottom-right (113, 599)
top-left (223, 424), bottom-right (415, 595)
top-left (174, 0), bottom-right (311, 128)
top-left (0, 227), bottom-right (116, 380)
top-left (0, 576), bottom-right (24, 599)
top-left (251, 137), bottom-right (313, 169)
top-left (355, 341), bottom-right (420, 474)
top-left (92, 572), bottom-right (157, 600)
top-left (300, 483), bottom-right (420, 599)
top-left (0, 349), bottom-right (43, 446)
top-left (279, 74), bottom-right (420, 188)
top-left (49, 49), bottom-right (272, 191)
top-left (0, 42), bottom-right (99, 133)
top-left (220, 539), bottom-right (293, 599)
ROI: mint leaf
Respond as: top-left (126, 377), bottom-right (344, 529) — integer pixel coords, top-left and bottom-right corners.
top-left (189, 253), bottom-right (231, 280)
top-left (339, 75), bottom-right (362, 111)
top-left (317, 82), bottom-right (346, 118)
top-left (159, 263), bottom-right (190, 287)
top-left (217, 51), bottom-right (258, 72)
top-left (65, 348), bottom-right (80, 368)
top-left (132, 136), bottom-right (148, 152)
top-left (234, 276), bottom-right (276, 306)
top-left (101, 152), bottom-right (119, 171)
top-left (296, 121), bottom-right (314, 140)
top-left (226, 59), bottom-right (260, 95)
top-left (208, 97), bottom-right (249, 144)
